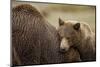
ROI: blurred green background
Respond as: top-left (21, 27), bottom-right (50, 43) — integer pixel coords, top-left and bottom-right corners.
top-left (12, 0), bottom-right (96, 32)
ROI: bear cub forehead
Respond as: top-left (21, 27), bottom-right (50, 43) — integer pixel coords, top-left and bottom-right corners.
top-left (58, 18), bottom-right (81, 38)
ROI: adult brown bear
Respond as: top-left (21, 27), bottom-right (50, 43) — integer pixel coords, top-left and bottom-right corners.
top-left (12, 4), bottom-right (82, 66)
top-left (58, 18), bottom-right (96, 62)
top-left (12, 4), bottom-right (66, 66)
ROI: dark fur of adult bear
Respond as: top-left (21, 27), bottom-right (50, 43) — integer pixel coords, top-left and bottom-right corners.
top-left (58, 18), bottom-right (96, 62)
top-left (12, 4), bottom-right (66, 66)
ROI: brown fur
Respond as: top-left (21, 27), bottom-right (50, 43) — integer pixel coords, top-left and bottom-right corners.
top-left (63, 48), bottom-right (81, 62)
top-left (58, 19), bottom-right (96, 61)
top-left (12, 46), bottom-right (21, 65)
top-left (12, 4), bottom-right (65, 66)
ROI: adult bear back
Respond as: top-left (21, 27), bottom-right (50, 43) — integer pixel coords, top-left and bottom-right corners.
top-left (12, 4), bottom-right (65, 66)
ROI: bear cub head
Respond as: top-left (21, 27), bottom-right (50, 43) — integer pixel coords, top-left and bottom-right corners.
top-left (58, 18), bottom-right (92, 52)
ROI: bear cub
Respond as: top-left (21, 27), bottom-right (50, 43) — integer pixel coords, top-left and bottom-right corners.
top-left (58, 18), bottom-right (96, 62)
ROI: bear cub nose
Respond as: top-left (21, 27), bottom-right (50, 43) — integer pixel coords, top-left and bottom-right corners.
top-left (59, 48), bottom-right (66, 53)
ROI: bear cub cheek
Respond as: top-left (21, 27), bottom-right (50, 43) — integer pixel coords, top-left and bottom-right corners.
top-left (60, 37), bottom-right (70, 52)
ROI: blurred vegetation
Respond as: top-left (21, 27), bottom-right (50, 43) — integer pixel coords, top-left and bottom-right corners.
top-left (12, 1), bottom-right (96, 32)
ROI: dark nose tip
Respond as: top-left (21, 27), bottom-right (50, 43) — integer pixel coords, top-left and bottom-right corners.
top-left (59, 48), bottom-right (66, 53)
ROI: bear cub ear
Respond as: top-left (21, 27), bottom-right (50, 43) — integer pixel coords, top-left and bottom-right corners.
top-left (73, 23), bottom-right (80, 30)
top-left (59, 18), bottom-right (64, 26)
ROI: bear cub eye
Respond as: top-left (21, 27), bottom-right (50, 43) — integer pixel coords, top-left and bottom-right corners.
top-left (66, 37), bottom-right (70, 40)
